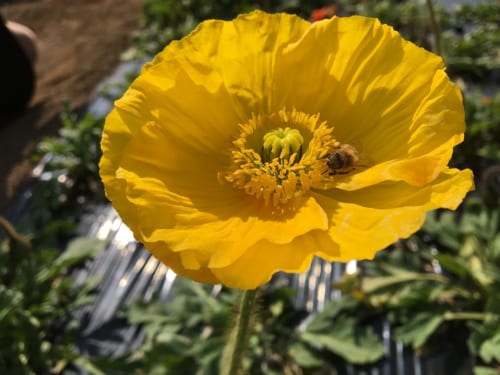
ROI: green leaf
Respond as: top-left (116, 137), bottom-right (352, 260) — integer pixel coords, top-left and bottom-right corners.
top-left (362, 273), bottom-right (445, 294)
top-left (474, 366), bottom-right (500, 375)
top-left (306, 297), bottom-right (361, 332)
top-left (288, 342), bottom-right (323, 368)
top-left (488, 234), bottom-right (500, 261)
top-left (467, 320), bottom-right (500, 364)
top-left (301, 316), bottom-right (385, 364)
top-left (479, 332), bottom-right (500, 363)
top-left (126, 300), bottom-right (172, 325)
top-left (74, 356), bottom-right (107, 375)
top-left (435, 254), bottom-right (472, 278)
top-left (423, 211), bottom-right (463, 250)
top-left (394, 312), bottom-right (444, 349)
top-left (36, 238), bottom-right (106, 282)
top-left (0, 286), bottom-right (23, 321)
top-left (377, 262), bottom-right (421, 276)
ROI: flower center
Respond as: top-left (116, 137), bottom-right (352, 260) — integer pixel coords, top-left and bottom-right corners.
top-left (262, 127), bottom-right (304, 163)
top-left (219, 109), bottom-right (341, 212)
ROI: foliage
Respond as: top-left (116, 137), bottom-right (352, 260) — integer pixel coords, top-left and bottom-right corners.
top-left (0, 217), bottom-right (106, 374)
top-left (442, 3), bottom-right (500, 79)
top-left (335, 0), bottom-right (500, 80)
top-left (22, 103), bottom-right (106, 239)
top-left (298, 297), bottom-right (385, 365)
top-left (84, 220), bottom-right (500, 374)
top-left (127, 0), bottom-right (500, 80)
top-left (89, 279), bottom-right (392, 374)
top-left (452, 90), bottom-right (500, 170)
top-left (329, 186), bottom-right (500, 373)
top-left (87, 192), bottom-right (500, 374)
top-left (34, 103), bottom-right (104, 202)
top-left (123, 0), bottom-right (328, 60)
top-left (0, 94), bottom-right (108, 373)
top-left (89, 280), bottom-right (305, 374)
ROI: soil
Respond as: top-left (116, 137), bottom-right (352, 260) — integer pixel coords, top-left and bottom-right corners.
top-left (0, 0), bottom-right (142, 211)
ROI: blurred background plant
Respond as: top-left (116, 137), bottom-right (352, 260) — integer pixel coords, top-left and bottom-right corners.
top-left (0, 103), bottom-right (107, 373)
top-left (1, 0), bottom-right (499, 374)
top-left (0, 216), bottom-right (106, 373)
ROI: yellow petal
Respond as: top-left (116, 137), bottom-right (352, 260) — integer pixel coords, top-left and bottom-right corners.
top-left (211, 230), bottom-right (339, 290)
top-left (101, 118), bottom-right (238, 249)
top-left (320, 168), bottom-right (474, 210)
top-left (108, 121), bottom-right (329, 271)
top-left (273, 16), bottom-right (464, 188)
top-left (148, 196), bottom-right (329, 269)
top-left (146, 10), bottom-right (311, 114)
top-left (147, 242), bottom-right (220, 284)
top-left (120, 59), bottom-right (242, 153)
top-left (313, 168), bottom-right (474, 261)
top-left (328, 202), bottom-right (427, 261)
top-left (99, 11), bottom-right (473, 290)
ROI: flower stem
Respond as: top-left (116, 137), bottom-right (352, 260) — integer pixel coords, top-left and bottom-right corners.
top-left (425, 0), bottom-right (443, 56)
top-left (444, 311), bottom-right (496, 321)
top-left (221, 288), bottom-right (259, 375)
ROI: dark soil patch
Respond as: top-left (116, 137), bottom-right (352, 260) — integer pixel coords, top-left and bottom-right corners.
top-left (0, 0), bottom-right (142, 210)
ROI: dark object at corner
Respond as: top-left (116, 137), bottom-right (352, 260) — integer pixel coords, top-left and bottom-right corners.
top-left (0, 16), bottom-right (35, 125)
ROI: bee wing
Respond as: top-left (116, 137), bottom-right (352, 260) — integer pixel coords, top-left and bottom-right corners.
top-left (341, 140), bottom-right (373, 169)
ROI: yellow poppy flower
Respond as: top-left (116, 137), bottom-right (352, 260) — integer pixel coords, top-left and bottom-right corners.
top-left (99, 11), bottom-right (474, 289)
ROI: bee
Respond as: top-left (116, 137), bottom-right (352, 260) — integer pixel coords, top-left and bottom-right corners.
top-left (324, 143), bottom-right (360, 175)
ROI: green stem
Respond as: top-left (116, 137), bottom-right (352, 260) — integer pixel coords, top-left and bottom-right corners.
top-left (425, 0), bottom-right (443, 56)
top-left (221, 289), bottom-right (259, 375)
top-left (444, 311), bottom-right (496, 321)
